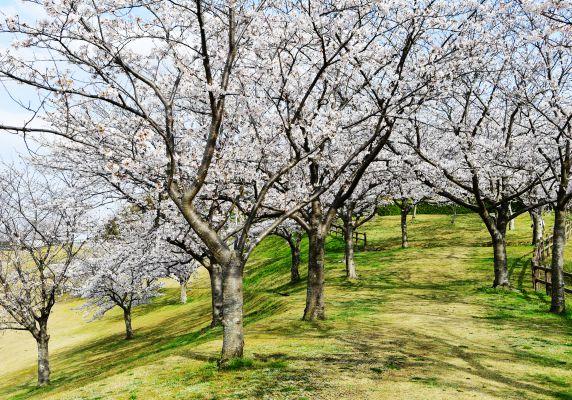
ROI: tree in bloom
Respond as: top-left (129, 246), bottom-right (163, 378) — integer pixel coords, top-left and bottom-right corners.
top-left (72, 211), bottom-right (168, 339)
top-left (511, 0), bottom-right (572, 313)
top-left (0, 0), bottom-right (400, 358)
top-left (336, 171), bottom-right (382, 279)
top-left (399, 6), bottom-right (553, 288)
top-left (278, 0), bottom-right (480, 320)
top-left (379, 155), bottom-right (434, 249)
top-left (156, 200), bottom-right (233, 327)
top-left (0, 0), bottom-right (514, 359)
top-left (164, 259), bottom-right (198, 305)
top-left (274, 221), bottom-right (304, 283)
top-left (0, 166), bottom-right (91, 386)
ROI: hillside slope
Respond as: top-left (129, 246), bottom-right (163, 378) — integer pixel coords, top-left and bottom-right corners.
top-left (0, 214), bottom-right (571, 400)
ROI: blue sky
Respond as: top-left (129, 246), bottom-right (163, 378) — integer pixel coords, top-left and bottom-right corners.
top-left (0, 0), bottom-right (44, 163)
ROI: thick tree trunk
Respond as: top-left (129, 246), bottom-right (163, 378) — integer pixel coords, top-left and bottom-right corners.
top-left (124, 308), bottom-right (133, 340)
top-left (208, 263), bottom-right (224, 327)
top-left (288, 234), bottom-right (301, 283)
top-left (303, 227), bottom-right (326, 321)
top-left (36, 324), bottom-right (50, 386)
top-left (344, 219), bottom-right (357, 279)
top-left (220, 255), bottom-right (244, 362)
top-left (303, 200), bottom-right (327, 321)
top-left (550, 207), bottom-right (566, 314)
top-left (492, 235), bottom-right (510, 288)
top-left (530, 209), bottom-right (544, 245)
top-left (401, 208), bottom-right (409, 248)
top-left (180, 280), bottom-right (188, 304)
top-left (491, 221), bottom-right (510, 288)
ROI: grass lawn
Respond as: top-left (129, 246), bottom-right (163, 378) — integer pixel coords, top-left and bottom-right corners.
top-left (0, 213), bottom-right (571, 399)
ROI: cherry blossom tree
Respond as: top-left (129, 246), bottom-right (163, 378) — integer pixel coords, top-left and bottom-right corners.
top-left (336, 174), bottom-right (381, 279)
top-left (156, 206), bottom-right (224, 325)
top-left (0, 0), bottom-right (520, 359)
top-left (0, 166), bottom-right (90, 385)
top-left (164, 260), bottom-right (198, 305)
top-left (511, 1), bottom-right (572, 313)
top-left (0, 0), bottom-right (421, 357)
top-left (399, 8), bottom-right (554, 288)
top-left (72, 211), bottom-right (170, 339)
top-left (274, 221), bottom-right (304, 283)
top-left (0, 0), bottom-right (314, 360)
top-left (281, 1), bottom-right (480, 320)
top-left (380, 156), bottom-right (434, 249)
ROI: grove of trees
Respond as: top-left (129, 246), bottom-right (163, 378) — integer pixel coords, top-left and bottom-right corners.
top-left (0, 0), bottom-right (570, 387)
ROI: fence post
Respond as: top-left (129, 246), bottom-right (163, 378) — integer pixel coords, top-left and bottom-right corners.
top-left (545, 265), bottom-right (551, 295)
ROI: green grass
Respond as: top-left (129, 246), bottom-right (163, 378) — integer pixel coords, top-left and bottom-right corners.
top-left (0, 213), bottom-right (571, 399)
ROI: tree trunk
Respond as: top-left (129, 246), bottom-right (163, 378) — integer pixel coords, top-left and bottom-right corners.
top-left (344, 219), bottom-right (357, 279)
top-left (412, 204), bottom-right (417, 221)
top-left (550, 206), bottom-right (566, 314)
top-left (303, 226), bottom-right (326, 321)
top-left (530, 209), bottom-right (544, 245)
top-left (303, 200), bottom-right (327, 321)
top-left (401, 207), bottom-right (409, 248)
top-left (124, 308), bottom-right (134, 340)
top-left (491, 221), bottom-right (510, 288)
top-left (208, 263), bottom-right (224, 327)
top-left (508, 203), bottom-right (515, 230)
top-left (451, 206), bottom-right (457, 225)
top-left (288, 234), bottom-right (301, 283)
top-left (220, 255), bottom-right (244, 362)
top-left (36, 323), bottom-right (50, 386)
top-left (180, 280), bottom-right (188, 304)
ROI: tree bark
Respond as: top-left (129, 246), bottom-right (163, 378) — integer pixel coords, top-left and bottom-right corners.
top-left (303, 200), bottom-right (326, 321)
top-left (36, 323), bottom-right (50, 386)
top-left (180, 280), bottom-right (188, 304)
top-left (343, 218), bottom-right (357, 279)
top-left (288, 233), bottom-right (301, 283)
top-left (304, 228), bottom-right (326, 320)
top-left (508, 203), bottom-right (515, 230)
top-left (490, 216), bottom-right (510, 288)
top-left (124, 308), bottom-right (134, 340)
top-left (550, 206), bottom-right (566, 314)
top-left (207, 263), bottom-right (224, 327)
top-left (220, 255), bottom-right (244, 362)
top-left (451, 206), bottom-right (457, 225)
top-left (529, 209), bottom-right (544, 245)
top-left (401, 207), bottom-right (409, 248)
top-left (412, 204), bottom-right (417, 221)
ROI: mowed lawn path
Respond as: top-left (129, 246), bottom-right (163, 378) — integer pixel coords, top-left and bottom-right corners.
top-left (0, 214), bottom-right (571, 399)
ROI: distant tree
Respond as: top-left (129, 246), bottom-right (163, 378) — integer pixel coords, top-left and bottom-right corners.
top-left (275, 221), bottom-right (304, 283)
top-left (72, 213), bottom-right (165, 339)
top-left (383, 158), bottom-right (434, 249)
top-left (401, 10), bottom-right (551, 287)
top-left (164, 260), bottom-right (198, 304)
top-left (336, 174), bottom-right (382, 279)
top-left (0, 167), bottom-right (90, 386)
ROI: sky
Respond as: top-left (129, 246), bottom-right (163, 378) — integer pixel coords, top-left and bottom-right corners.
top-left (0, 0), bottom-right (45, 163)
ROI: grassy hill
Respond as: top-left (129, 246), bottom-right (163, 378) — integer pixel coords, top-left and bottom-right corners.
top-left (0, 213), bottom-right (571, 400)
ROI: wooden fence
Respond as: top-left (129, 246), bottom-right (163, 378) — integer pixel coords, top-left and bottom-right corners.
top-left (330, 225), bottom-right (367, 249)
top-left (531, 219), bottom-right (572, 294)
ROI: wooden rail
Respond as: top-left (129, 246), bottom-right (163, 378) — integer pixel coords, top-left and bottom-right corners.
top-left (330, 225), bottom-right (367, 249)
top-left (531, 219), bottom-right (572, 294)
